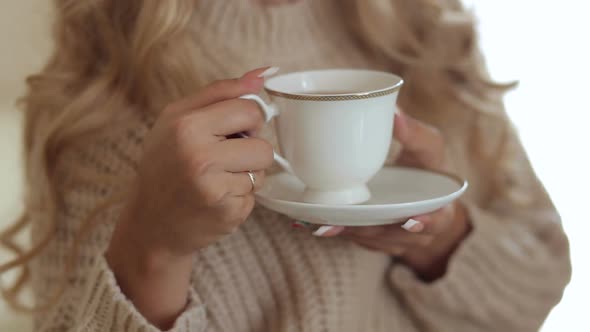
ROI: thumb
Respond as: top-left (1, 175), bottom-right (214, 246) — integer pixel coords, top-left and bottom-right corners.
top-left (394, 111), bottom-right (447, 170)
top-left (394, 112), bottom-right (444, 153)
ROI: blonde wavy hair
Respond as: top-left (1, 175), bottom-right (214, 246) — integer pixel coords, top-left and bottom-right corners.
top-left (0, 0), bottom-right (512, 311)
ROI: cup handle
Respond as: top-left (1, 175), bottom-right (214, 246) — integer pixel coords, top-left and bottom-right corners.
top-left (239, 94), bottom-right (294, 174)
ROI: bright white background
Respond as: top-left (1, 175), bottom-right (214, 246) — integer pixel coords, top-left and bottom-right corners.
top-left (465, 0), bottom-right (590, 331)
top-left (0, 1), bottom-right (588, 331)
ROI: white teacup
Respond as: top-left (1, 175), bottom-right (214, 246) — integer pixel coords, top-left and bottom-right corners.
top-left (242, 69), bottom-right (403, 205)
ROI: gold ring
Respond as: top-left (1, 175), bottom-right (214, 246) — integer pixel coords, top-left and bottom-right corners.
top-left (247, 171), bottom-right (256, 192)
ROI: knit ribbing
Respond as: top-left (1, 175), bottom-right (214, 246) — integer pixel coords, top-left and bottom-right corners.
top-left (391, 200), bottom-right (570, 331)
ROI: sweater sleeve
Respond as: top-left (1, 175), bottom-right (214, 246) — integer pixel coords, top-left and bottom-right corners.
top-left (29, 120), bottom-right (208, 332)
top-left (389, 120), bottom-right (571, 331)
top-left (37, 255), bottom-right (207, 332)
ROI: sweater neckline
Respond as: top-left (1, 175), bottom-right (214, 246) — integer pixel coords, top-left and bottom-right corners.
top-left (192, 0), bottom-right (352, 61)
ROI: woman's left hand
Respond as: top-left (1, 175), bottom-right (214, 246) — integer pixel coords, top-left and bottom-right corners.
top-left (310, 112), bottom-right (471, 280)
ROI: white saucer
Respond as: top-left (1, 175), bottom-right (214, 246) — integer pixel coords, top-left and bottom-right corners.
top-left (256, 167), bottom-right (468, 226)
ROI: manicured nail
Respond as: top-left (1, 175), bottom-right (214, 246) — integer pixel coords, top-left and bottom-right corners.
top-left (258, 66), bottom-right (280, 78)
top-left (402, 219), bottom-right (424, 232)
top-left (292, 221), bottom-right (312, 229)
top-left (313, 225), bottom-right (336, 237)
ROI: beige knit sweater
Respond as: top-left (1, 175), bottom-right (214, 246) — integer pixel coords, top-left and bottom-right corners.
top-left (29, 1), bottom-right (571, 331)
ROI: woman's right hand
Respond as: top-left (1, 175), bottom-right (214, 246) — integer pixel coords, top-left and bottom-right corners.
top-left (105, 68), bottom-right (274, 329)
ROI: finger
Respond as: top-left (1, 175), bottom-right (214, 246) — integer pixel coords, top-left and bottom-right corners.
top-left (215, 194), bottom-right (256, 232)
top-left (394, 112), bottom-right (443, 153)
top-left (345, 227), bottom-right (434, 247)
top-left (198, 98), bottom-right (266, 137)
top-left (224, 171), bottom-right (266, 196)
top-left (166, 67), bottom-right (271, 114)
top-left (394, 112), bottom-right (445, 168)
top-left (401, 219), bottom-right (425, 233)
top-left (349, 236), bottom-right (408, 256)
top-left (213, 138), bottom-right (274, 172)
top-left (395, 151), bottom-right (424, 169)
top-left (340, 225), bottom-right (387, 238)
top-left (312, 225), bottom-right (346, 237)
top-left (410, 204), bottom-right (456, 234)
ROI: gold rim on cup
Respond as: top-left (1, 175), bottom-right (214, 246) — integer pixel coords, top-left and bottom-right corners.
top-left (264, 81), bottom-right (403, 102)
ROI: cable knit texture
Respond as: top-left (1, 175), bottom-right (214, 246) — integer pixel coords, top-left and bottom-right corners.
top-left (29, 1), bottom-right (570, 331)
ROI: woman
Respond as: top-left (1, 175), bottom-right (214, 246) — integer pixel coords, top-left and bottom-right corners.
top-left (0, 0), bottom-right (570, 331)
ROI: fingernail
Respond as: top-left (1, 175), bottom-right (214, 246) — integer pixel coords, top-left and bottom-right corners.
top-left (402, 219), bottom-right (424, 233)
top-left (313, 225), bottom-right (336, 237)
top-left (258, 66), bottom-right (280, 78)
top-left (292, 221), bottom-right (312, 229)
